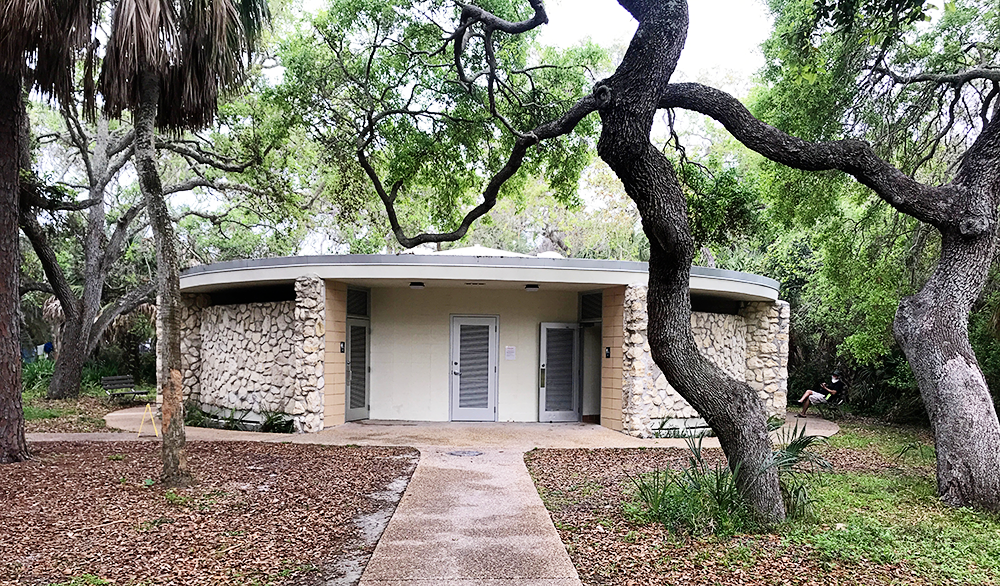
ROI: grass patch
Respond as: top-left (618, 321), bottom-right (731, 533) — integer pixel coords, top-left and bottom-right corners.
top-left (48, 575), bottom-right (110, 586)
top-left (23, 404), bottom-right (68, 420)
top-left (782, 470), bottom-right (1000, 583)
top-left (536, 480), bottom-right (603, 509)
top-left (827, 422), bottom-right (935, 466)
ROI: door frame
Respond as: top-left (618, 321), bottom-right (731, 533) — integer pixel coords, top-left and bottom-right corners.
top-left (449, 315), bottom-right (499, 422)
top-left (539, 322), bottom-right (581, 423)
top-left (345, 317), bottom-right (370, 421)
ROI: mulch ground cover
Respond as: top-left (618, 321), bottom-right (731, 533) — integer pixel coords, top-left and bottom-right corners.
top-left (525, 445), bottom-right (932, 586)
top-left (1, 441), bottom-right (418, 586)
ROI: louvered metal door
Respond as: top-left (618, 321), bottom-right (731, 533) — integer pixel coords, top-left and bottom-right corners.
top-left (450, 316), bottom-right (498, 421)
top-left (345, 318), bottom-right (370, 421)
top-left (539, 322), bottom-right (580, 422)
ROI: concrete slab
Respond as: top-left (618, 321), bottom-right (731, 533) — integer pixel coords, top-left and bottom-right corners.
top-left (93, 409), bottom-right (839, 450)
top-left (358, 448), bottom-right (580, 585)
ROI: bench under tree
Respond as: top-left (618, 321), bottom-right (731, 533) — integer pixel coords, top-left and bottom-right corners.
top-left (102, 375), bottom-right (147, 401)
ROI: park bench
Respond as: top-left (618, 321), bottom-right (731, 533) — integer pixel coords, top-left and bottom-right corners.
top-left (102, 375), bottom-right (147, 401)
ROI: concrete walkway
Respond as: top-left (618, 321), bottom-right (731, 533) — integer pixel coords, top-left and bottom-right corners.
top-left (91, 408), bottom-right (839, 450)
top-left (29, 412), bottom-right (839, 586)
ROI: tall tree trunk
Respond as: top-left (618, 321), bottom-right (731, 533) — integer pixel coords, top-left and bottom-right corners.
top-left (0, 73), bottom-right (30, 463)
top-left (135, 71), bottom-right (192, 488)
top-left (47, 320), bottom-right (88, 399)
top-left (596, 0), bottom-right (784, 523)
top-left (893, 116), bottom-right (1000, 511)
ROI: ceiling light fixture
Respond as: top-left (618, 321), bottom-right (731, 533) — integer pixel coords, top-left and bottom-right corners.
top-left (524, 284), bottom-right (540, 292)
top-left (409, 282), bottom-right (425, 289)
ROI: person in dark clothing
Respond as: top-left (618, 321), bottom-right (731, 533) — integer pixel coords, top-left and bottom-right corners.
top-left (796, 372), bottom-right (844, 417)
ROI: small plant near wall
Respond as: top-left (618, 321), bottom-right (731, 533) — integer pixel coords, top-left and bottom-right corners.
top-left (259, 410), bottom-right (295, 434)
top-left (183, 401), bottom-right (294, 433)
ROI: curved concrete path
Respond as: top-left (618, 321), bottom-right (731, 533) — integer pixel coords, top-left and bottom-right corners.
top-left (29, 411), bottom-right (839, 586)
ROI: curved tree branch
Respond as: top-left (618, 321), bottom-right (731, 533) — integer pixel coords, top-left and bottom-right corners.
top-left (19, 281), bottom-right (54, 296)
top-left (659, 82), bottom-right (967, 232)
top-left (876, 66), bottom-right (1000, 86)
top-left (359, 93), bottom-right (598, 247)
top-left (18, 206), bottom-right (79, 320)
top-left (88, 280), bottom-right (157, 356)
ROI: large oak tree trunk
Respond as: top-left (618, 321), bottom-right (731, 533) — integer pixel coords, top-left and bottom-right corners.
top-left (893, 117), bottom-right (1000, 511)
top-left (0, 73), bottom-right (30, 463)
top-left (135, 72), bottom-right (192, 488)
top-left (596, 0), bottom-right (784, 523)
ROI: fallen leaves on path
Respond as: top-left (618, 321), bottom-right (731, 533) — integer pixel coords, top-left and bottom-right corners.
top-left (1, 441), bottom-right (417, 586)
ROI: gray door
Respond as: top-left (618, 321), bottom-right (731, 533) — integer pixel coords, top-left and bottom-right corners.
top-left (346, 318), bottom-right (370, 421)
top-left (450, 316), bottom-right (498, 422)
top-left (539, 322), bottom-right (580, 422)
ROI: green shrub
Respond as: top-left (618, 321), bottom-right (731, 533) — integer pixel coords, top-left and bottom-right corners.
top-left (627, 437), bottom-right (758, 538)
top-left (768, 423), bottom-right (831, 519)
top-left (22, 358), bottom-right (54, 396)
top-left (81, 359), bottom-right (121, 396)
top-left (183, 401), bottom-right (209, 427)
top-left (628, 426), bottom-right (830, 537)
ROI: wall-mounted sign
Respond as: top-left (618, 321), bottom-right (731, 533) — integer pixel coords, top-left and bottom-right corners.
top-left (505, 346), bottom-right (516, 360)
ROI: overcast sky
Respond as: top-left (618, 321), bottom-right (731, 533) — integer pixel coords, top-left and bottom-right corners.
top-left (538, 0), bottom-right (774, 95)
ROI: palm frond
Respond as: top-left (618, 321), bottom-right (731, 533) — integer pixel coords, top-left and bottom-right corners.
top-left (1, 0), bottom-right (96, 103)
top-left (100, 0), bottom-right (180, 119)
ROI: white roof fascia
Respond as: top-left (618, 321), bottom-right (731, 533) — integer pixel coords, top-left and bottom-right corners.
top-left (180, 255), bottom-right (780, 302)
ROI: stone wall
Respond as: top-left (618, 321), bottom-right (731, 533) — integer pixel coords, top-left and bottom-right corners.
top-left (179, 275), bottom-right (326, 433)
top-left (741, 300), bottom-right (790, 417)
top-left (620, 285), bottom-right (789, 438)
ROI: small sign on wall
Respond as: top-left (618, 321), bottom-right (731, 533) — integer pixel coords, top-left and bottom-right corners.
top-left (505, 346), bottom-right (516, 360)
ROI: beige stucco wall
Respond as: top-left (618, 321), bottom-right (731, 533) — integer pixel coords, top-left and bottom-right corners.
top-left (368, 286), bottom-right (579, 422)
top-left (323, 281), bottom-right (347, 427)
top-left (601, 285), bottom-right (627, 431)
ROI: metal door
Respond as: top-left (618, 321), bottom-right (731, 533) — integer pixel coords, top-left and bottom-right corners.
top-left (450, 316), bottom-right (498, 421)
top-left (346, 318), bottom-right (370, 421)
top-left (539, 322), bottom-right (580, 422)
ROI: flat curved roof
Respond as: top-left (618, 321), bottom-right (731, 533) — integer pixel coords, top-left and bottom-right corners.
top-left (180, 254), bottom-right (781, 302)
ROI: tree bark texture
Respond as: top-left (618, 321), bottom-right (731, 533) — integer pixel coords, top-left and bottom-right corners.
top-left (135, 71), bottom-right (192, 488)
top-left (0, 73), bottom-right (30, 463)
top-left (893, 117), bottom-right (1000, 511)
top-left (658, 80), bottom-right (1000, 511)
top-left (595, 0), bottom-right (785, 523)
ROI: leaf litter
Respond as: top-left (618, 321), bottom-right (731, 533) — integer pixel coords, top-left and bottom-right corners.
top-left (0, 441), bottom-right (417, 585)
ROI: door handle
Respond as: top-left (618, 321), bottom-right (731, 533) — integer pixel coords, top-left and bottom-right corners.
top-left (453, 370), bottom-right (461, 376)
top-left (540, 366), bottom-right (546, 387)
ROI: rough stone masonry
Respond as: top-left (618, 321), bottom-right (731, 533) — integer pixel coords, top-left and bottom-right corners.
top-left (621, 285), bottom-right (790, 438)
top-left (179, 276), bottom-right (326, 432)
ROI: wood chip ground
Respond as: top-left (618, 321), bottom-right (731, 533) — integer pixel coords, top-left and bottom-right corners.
top-left (1, 441), bottom-right (418, 585)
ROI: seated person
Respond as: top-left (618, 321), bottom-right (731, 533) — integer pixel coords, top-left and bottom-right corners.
top-left (796, 371), bottom-right (844, 417)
